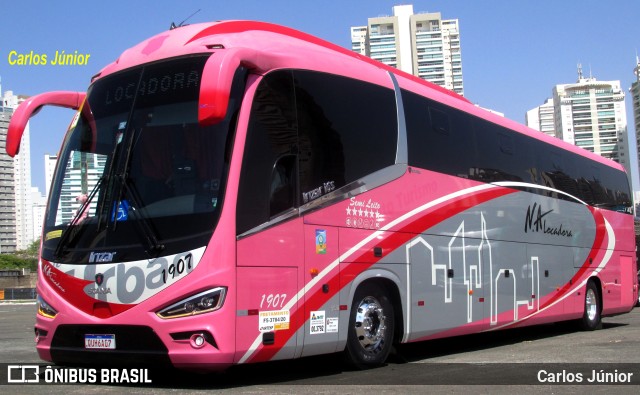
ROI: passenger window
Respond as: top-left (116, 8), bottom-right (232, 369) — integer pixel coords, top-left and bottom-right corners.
top-left (270, 155), bottom-right (297, 217)
top-left (498, 133), bottom-right (513, 155)
top-left (474, 121), bottom-right (529, 183)
top-left (430, 107), bottom-right (450, 135)
top-left (403, 89), bottom-right (475, 178)
top-left (293, 70), bottom-right (397, 201)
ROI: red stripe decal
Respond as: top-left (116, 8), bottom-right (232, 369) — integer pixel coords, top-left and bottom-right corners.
top-left (247, 186), bottom-right (515, 363)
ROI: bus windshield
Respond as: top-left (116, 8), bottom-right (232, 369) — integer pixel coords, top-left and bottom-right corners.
top-left (42, 55), bottom-right (238, 263)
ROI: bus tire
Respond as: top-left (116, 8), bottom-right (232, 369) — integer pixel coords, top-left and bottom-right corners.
top-left (580, 280), bottom-right (601, 331)
top-left (345, 282), bottom-right (394, 369)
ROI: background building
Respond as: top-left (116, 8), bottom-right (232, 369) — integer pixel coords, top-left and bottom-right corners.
top-left (1, 87), bottom-right (37, 252)
top-left (630, 57), bottom-right (640, 184)
top-left (552, 67), bottom-right (630, 176)
top-left (525, 98), bottom-right (555, 137)
top-left (351, 4), bottom-right (463, 95)
top-left (527, 67), bottom-right (631, 180)
top-left (0, 89), bottom-right (18, 253)
top-left (31, 187), bottom-right (46, 243)
top-left (54, 151), bottom-right (105, 224)
top-left (44, 153), bottom-right (58, 198)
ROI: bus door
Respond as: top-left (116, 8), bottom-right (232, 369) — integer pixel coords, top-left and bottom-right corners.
top-left (236, 218), bottom-right (303, 362)
top-left (234, 70), bottom-right (304, 362)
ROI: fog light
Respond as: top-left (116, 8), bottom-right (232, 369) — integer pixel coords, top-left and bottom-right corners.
top-left (34, 328), bottom-right (48, 343)
top-left (190, 334), bottom-right (206, 348)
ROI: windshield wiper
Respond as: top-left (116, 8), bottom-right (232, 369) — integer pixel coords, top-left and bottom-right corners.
top-left (115, 175), bottom-right (165, 254)
top-left (54, 175), bottom-right (106, 259)
top-left (107, 120), bottom-right (165, 254)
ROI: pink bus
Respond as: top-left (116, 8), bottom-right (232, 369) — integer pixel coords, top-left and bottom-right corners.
top-left (7, 21), bottom-right (638, 371)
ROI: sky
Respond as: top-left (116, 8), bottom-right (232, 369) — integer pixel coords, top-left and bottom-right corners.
top-left (2, 0), bottom-right (640, 193)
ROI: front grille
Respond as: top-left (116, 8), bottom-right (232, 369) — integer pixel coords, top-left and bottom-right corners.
top-left (50, 325), bottom-right (171, 367)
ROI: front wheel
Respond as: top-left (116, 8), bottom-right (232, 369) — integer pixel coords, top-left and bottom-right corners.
top-left (580, 280), bottom-right (601, 331)
top-left (345, 282), bottom-right (395, 369)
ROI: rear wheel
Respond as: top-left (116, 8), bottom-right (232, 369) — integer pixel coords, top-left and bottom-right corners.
top-left (345, 282), bottom-right (394, 369)
top-left (580, 280), bottom-right (601, 331)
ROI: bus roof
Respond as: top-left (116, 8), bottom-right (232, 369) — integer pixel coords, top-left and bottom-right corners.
top-left (96, 20), bottom-right (470, 104)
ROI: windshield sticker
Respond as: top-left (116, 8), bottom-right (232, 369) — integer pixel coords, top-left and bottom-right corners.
top-left (310, 311), bottom-right (326, 334)
top-left (258, 310), bottom-right (290, 332)
top-left (326, 317), bottom-right (339, 333)
top-left (315, 229), bottom-right (327, 254)
top-left (45, 230), bottom-right (63, 241)
top-left (111, 200), bottom-right (130, 222)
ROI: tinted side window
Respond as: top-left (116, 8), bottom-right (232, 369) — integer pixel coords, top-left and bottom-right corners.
top-left (533, 146), bottom-right (578, 200)
top-left (402, 89), bottom-right (632, 213)
top-left (237, 71), bottom-right (297, 234)
top-left (403, 89), bottom-right (475, 178)
top-left (474, 120), bottom-right (532, 183)
top-left (294, 71), bottom-right (397, 202)
top-left (577, 158), bottom-right (631, 209)
top-left (603, 167), bottom-right (632, 209)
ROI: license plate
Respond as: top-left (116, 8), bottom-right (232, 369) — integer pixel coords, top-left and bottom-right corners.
top-left (84, 334), bottom-right (116, 349)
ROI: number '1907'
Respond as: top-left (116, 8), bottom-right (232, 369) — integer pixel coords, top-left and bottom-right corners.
top-left (161, 253), bottom-right (193, 284)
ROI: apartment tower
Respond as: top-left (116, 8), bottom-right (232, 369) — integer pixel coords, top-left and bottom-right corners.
top-left (552, 66), bottom-right (629, 176)
top-left (351, 4), bottom-right (463, 95)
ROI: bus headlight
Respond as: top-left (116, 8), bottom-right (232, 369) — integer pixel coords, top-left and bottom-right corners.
top-left (37, 295), bottom-right (58, 319)
top-left (156, 287), bottom-right (227, 319)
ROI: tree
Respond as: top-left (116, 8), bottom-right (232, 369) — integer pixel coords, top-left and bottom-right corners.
top-left (0, 238), bottom-right (39, 271)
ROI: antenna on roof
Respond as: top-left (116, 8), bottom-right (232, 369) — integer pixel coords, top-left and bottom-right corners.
top-left (170, 9), bottom-right (201, 30)
top-left (577, 63), bottom-right (583, 81)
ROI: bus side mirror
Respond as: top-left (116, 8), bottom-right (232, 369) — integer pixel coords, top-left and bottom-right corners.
top-left (6, 91), bottom-right (85, 157)
top-left (198, 47), bottom-right (271, 126)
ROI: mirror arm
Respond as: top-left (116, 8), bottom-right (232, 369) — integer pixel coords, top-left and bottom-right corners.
top-left (199, 47), bottom-right (274, 126)
top-left (6, 91), bottom-right (85, 157)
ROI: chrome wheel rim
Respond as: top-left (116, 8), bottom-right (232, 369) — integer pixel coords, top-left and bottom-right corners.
top-left (585, 288), bottom-right (597, 321)
top-left (354, 296), bottom-right (386, 353)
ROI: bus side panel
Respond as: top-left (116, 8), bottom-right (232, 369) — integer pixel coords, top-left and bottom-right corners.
top-left (237, 219), bottom-right (305, 268)
top-left (524, 244), bottom-right (576, 321)
top-left (600, 210), bottom-right (637, 315)
top-left (235, 266), bottom-right (299, 361)
top-left (407, 232), bottom-right (488, 339)
top-left (600, 254), bottom-right (635, 316)
top-left (300, 224), bottom-right (341, 357)
top-left (618, 255), bottom-right (636, 310)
